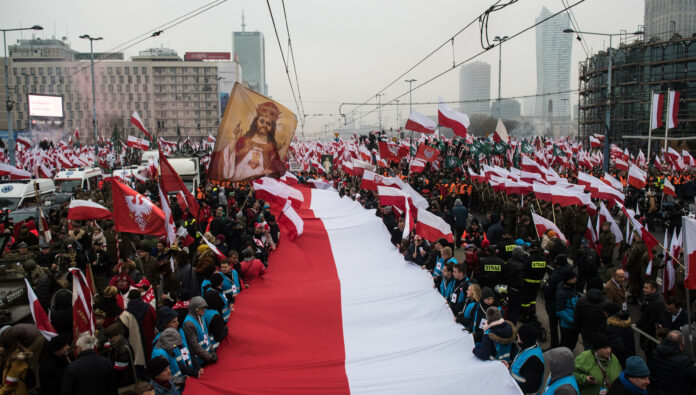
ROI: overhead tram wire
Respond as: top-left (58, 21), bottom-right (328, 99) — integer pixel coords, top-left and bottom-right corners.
top-left (342, 0), bottom-right (586, 128)
top-left (281, 0), bottom-right (306, 130)
top-left (63, 0), bottom-right (228, 79)
top-left (266, 0), bottom-right (304, 138)
top-left (346, 0), bottom-right (508, 118)
top-left (561, 0), bottom-right (590, 57)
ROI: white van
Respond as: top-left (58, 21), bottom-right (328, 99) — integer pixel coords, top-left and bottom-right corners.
top-left (54, 167), bottom-right (104, 192)
top-left (0, 179), bottom-right (56, 211)
top-left (140, 151), bottom-right (200, 193)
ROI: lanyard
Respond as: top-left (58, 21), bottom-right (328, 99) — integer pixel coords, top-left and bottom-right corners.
top-left (594, 352), bottom-right (609, 387)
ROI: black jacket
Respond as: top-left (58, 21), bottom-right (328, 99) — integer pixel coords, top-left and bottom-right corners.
top-left (648, 343), bottom-right (696, 395)
top-left (61, 349), bottom-right (116, 395)
top-left (604, 313), bottom-right (635, 368)
top-left (637, 293), bottom-right (665, 337)
top-left (658, 308), bottom-right (688, 331)
top-left (39, 352), bottom-right (69, 395)
top-left (574, 289), bottom-right (607, 345)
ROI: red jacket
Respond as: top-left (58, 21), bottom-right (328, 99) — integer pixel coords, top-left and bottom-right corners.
top-left (239, 259), bottom-right (267, 283)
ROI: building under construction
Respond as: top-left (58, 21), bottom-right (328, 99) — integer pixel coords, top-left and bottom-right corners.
top-left (578, 34), bottom-right (696, 152)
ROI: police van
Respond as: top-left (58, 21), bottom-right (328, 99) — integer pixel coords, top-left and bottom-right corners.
top-left (0, 178), bottom-right (56, 212)
top-left (54, 167), bottom-right (104, 192)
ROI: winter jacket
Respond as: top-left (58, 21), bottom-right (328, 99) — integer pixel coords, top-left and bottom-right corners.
top-left (544, 265), bottom-right (572, 316)
top-left (658, 308), bottom-right (688, 331)
top-left (486, 221), bottom-right (504, 245)
top-left (452, 203), bottom-right (468, 228)
top-left (555, 282), bottom-right (578, 329)
top-left (61, 349), bottom-right (116, 395)
top-left (118, 310), bottom-right (146, 366)
top-left (574, 289), bottom-right (607, 345)
top-left (543, 347), bottom-right (580, 395)
top-left (607, 372), bottom-right (646, 395)
top-left (50, 289), bottom-right (74, 344)
top-left (39, 351), bottom-right (70, 395)
top-left (604, 313), bottom-right (635, 367)
top-left (636, 293), bottom-right (665, 339)
top-left (472, 319), bottom-right (516, 362)
top-left (506, 248), bottom-right (526, 291)
top-left (647, 343), bottom-right (696, 395)
top-left (603, 278), bottom-right (627, 306)
top-left (126, 297), bottom-right (157, 359)
top-left (573, 350), bottom-right (622, 395)
top-left (183, 297), bottom-right (215, 364)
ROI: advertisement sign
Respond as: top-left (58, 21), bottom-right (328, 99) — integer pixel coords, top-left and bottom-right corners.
top-left (28, 94), bottom-right (64, 118)
top-left (184, 52), bottom-right (231, 61)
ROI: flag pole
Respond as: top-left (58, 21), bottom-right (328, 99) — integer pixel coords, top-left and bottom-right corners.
top-left (664, 89), bottom-right (671, 153)
top-left (687, 288), bottom-right (694, 358)
top-left (647, 90), bottom-right (654, 162)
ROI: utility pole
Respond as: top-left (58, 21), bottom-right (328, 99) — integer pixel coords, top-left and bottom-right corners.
top-left (80, 34), bottom-right (103, 156)
top-left (494, 36), bottom-right (508, 119)
top-left (376, 93), bottom-right (384, 131)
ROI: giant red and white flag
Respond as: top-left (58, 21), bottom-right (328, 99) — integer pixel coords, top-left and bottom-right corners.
top-left (67, 199), bottom-right (113, 221)
top-left (651, 93), bottom-right (664, 129)
top-left (159, 150), bottom-right (200, 218)
top-left (531, 212), bottom-right (567, 243)
top-left (110, 180), bottom-right (166, 235)
top-left (126, 135), bottom-right (150, 151)
top-left (130, 111), bottom-right (151, 139)
top-left (184, 186), bottom-right (519, 394)
top-left (68, 268), bottom-right (95, 339)
top-left (415, 208), bottom-right (454, 244)
top-left (25, 279), bottom-right (57, 340)
top-left (252, 177), bottom-right (304, 208)
top-left (277, 199), bottom-right (304, 240)
top-left (437, 103), bottom-right (470, 138)
top-left (627, 164), bottom-right (647, 189)
top-left (683, 216), bottom-right (696, 289)
top-left (667, 90), bottom-right (680, 129)
top-left (404, 110), bottom-right (436, 134)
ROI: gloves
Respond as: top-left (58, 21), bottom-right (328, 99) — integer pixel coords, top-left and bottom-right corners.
top-left (209, 352), bottom-right (218, 363)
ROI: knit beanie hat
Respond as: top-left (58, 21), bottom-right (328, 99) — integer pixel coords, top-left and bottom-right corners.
top-left (591, 334), bottom-right (611, 351)
top-left (481, 287), bottom-right (495, 301)
top-left (603, 302), bottom-right (621, 316)
top-left (148, 356), bottom-right (170, 378)
top-left (156, 306), bottom-right (179, 331)
top-left (624, 356), bottom-right (650, 377)
top-left (517, 324), bottom-right (538, 346)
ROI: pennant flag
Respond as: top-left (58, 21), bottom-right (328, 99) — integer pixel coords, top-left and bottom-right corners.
top-left (415, 208), bottom-right (454, 244)
top-left (126, 135), bottom-right (150, 151)
top-left (684, 216), bottom-right (696, 289)
top-left (130, 111), bottom-right (151, 139)
top-left (159, 150), bottom-right (200, 218)
top-left (651, 93), bottom-right (664, 130)
top-left (67, 199), bottom-right (113, 221)
top-left (667, 90), bottom-right (680, 129)
top-left (404, 110), bottom-right (436, 134)
top-left (277, 199), bottom-right (304, 240)
top-left (627, 164), bottom-right (647, 189)
top-left (68, 268), bottom-right (95, 339)
top-left (25, 279), bottom-right (57, 340)
top-left (531, 212), bottom-right (567, 243)
top-left (437, 103), bottom-right (470, 137)
top-left (492, 119), bottom-right (509, 144)
top-left (110, 180), bottom-right (166, 235)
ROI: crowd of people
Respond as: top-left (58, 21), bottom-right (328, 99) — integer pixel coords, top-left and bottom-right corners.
top-left (0, 132), bottom-right (695, 395)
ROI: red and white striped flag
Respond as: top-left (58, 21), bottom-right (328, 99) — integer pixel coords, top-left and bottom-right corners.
top-left (130, 111), bottom-right (151, 139)
top-left (404, 111), bottom-right (436, 134)
top-left (158, 184), bottom-right (177, 247)
top-left (627, 164), bottom-right (647, 189)
top-left (683, 217), bottom-right (696, 289)
top-left (126, 135), bottom-right (150, 151)
top-left (620, 204), bottom-right (659, 260)
top-left (531, 212), bottom-right (567, 243)
top-left (16, 136), bottom-right (32, 149)
top-left (437, 103), bottom-right (470, 138)
top-left (74, 127), bottom-right (80, 141)
top-left (25, 279), bottom-right (57, 340)
top-left (415, 208), bottom-right (454, 244)
top-left (667, 90), bottom-right (680, 129)
top-left (68, 268), bottom-right (95, 339)
top-left (198, 232), bottom-right (226, 260)
top-left (651, 93), bottom-right (664, 129)
top-left (68, 199), bottom-right (113, 221)
top-left (663, 177), bottom-right (676, 197)
top-left (277, 199), bottom-right (303, 240)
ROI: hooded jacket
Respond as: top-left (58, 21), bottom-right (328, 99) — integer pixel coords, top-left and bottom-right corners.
top-left (605, 312), bottom-right (635, 367)
top-left (573, 349), bottom-right (622, 395)
top-left (556, 282), bottom-right (578, 329)
top-left (647, 342), bottom-right (696, 395)
top-left (472, 319), bottom-right (516, 361)
top-left (543, 347), bottom-right (579, 395)
top-left (574, 289), bottom-right (607, 344)
top-left (183, 296), bottom-right (215, 363)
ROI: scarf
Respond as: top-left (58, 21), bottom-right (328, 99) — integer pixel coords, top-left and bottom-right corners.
top-left (618, 372), bottom-right (647, 395)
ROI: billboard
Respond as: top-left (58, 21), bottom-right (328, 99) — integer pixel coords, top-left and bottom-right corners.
top-left (184, 52), bottom-right (231, 61)
top-left (28, 94), bottom-right (64, 118)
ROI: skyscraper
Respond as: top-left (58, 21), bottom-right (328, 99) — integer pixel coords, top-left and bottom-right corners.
top-left (232, 14), bottom-right (267, 96)
top-left (535, 7), bottom-right (572, 118)
top-left (645, 0), bottom-right (696, 41)
top-left (459, 61), bottom-right (491, 116)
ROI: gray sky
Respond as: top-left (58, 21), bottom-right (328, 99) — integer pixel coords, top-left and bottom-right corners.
top-left (2, 0), bottom-right (643, 136)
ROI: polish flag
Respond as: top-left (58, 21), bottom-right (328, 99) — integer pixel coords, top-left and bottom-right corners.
top-left (109, 179), bottom-right (166, 236)
top-left (521, 155), bottom-right (545, 175)
top-left (405, 111), bottom-right (436, 134)
top-left (663, 177), bottom-right (676, 197)
top-left (531, 212), bottom-right (567, 243)
top-left (584, 217), bottom-right (597, 248)
top-left (415, 208), bottom-right (454, 244)
top-left (620, 204), bottom-right (659, 260)
top-left (280, 171), bottom-right (299, 185)
top-left (651, 93), bottom-right (664, 129)
top-left (589, 135), bottom-right (602, 148)
top-left (409, 158), bottom-right (426, 173)
top-left (683, 150), bottom-right (696, 167)
top-left (25, 279), bottom-right (57, 340)
top-left (492, 119), bottom-right (510, 144)
top-left (414, 144), bottom-right (439, 163)
top-left (16, 136), bottom-right (32, 149)
top-left (437, 103), bottom-right (470, 138)
top-left (68, 268), bottom-right (95, 339)
top-left (252, 177), bottom-right (304, 208)
top-left (614, 157), bottom-right (629, 171)
top-left (158, 184), bottom-right (177, 247)
top-left (74, 127), bottom-right (80, 141)
top-left (376, 186), bottom-right (416, 224)
top-left (130, 111), bottom-right (151, 139)
top-left (352, 159), bottom-right (375, 177)
top-left (0, 163), bottom-right (31, 179)
top-left (667, 90), bottom-right (680, 129)
top-left (67, 199), bottom-right (113, 221)
top-left (664, 228), bottom-right (681, 294)
top-left (598, 202), bottom-right (623, 245)
top-left (126, 135), bottom-right (150, 151)
top-left (160, 150), bottom-right (199, 218)
top-left (683, 216), bottom-right (696, 289)
top-left (627, 164), bottom-right (647, 189)
top-left (207, 135), bottom-right (216, 143)
top-left (603, 172), bottom-right (623, 191)
top-left (277, 199), bottom-right (304, 240)
top-left (184, 186), bottom-right (519, 394)
top-left (198, 232), bottom-right (226, 260)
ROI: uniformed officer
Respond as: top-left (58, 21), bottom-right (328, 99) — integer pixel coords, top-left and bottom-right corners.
top-left (478, 245), bottom-right (506, 290)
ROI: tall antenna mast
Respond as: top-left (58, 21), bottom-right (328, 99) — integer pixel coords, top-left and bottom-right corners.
top-left (241, 9), bottom-right (246, 32)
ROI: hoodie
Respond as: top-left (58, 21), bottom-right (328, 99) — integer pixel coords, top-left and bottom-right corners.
top-left (183, 296), bottom-right (214, 363)
top-left (155, 328), bottom-right (183, 352)
top-left (543, 347), bottom-right (579, 395)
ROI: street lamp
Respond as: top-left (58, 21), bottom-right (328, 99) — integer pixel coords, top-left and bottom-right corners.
top-left (493, 36), bottom-right (508, 119)
top-left (2, 24), bottom-right (43, 166)
top-left (404, 79), bottom-right (416, 153)
top-left (563, 28), bottom-right (643, 172)
top-left (79, 34), bottom-right (103, 156)
top-left (376, 93), bottom-right (384, 131)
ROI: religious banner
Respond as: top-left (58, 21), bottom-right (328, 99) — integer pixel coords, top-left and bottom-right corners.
top-left (208, 83), bottom-right (297, 181)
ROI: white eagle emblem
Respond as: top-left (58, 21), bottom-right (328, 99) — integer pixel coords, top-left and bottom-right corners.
top-left (125, 194), bottom-right (153, 231)
top-left (374, 175), bottom-right (383, 184)
top-left (388, 146), bottom-right (398, 155)
top-left (424, 148), bottom-right (434, 159)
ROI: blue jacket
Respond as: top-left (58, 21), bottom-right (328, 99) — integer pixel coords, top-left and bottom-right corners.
top-left (555, 282), bottom-right (578, 329)
top-left (452, 205), bottom-right (468, 228)
top-left (473, 320), bottom-right (516, 362)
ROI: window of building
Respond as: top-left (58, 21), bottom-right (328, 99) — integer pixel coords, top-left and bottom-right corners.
top-left (108, 67), bottom-right (113, 75)
top-left (125, 67), bottom-right (129, 75)
top-left (38, 67), bottom-right (44, 75)
top-left (142, 67), bottom-right (147, 75)
top-left (119, 75), bottom-right (124, 84)
top-left (48, 85), bottom-right (53, 93)
top-left (108, 85), bottom-right (113, 93)
top-left (116, 68), bottom-right (121, 75)
top-left (57, 85), bottom-right (62, 93)
top-left (136, 75), bottom-right (141, 84)
top-left (145, 76), bottom-right (150, 83)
